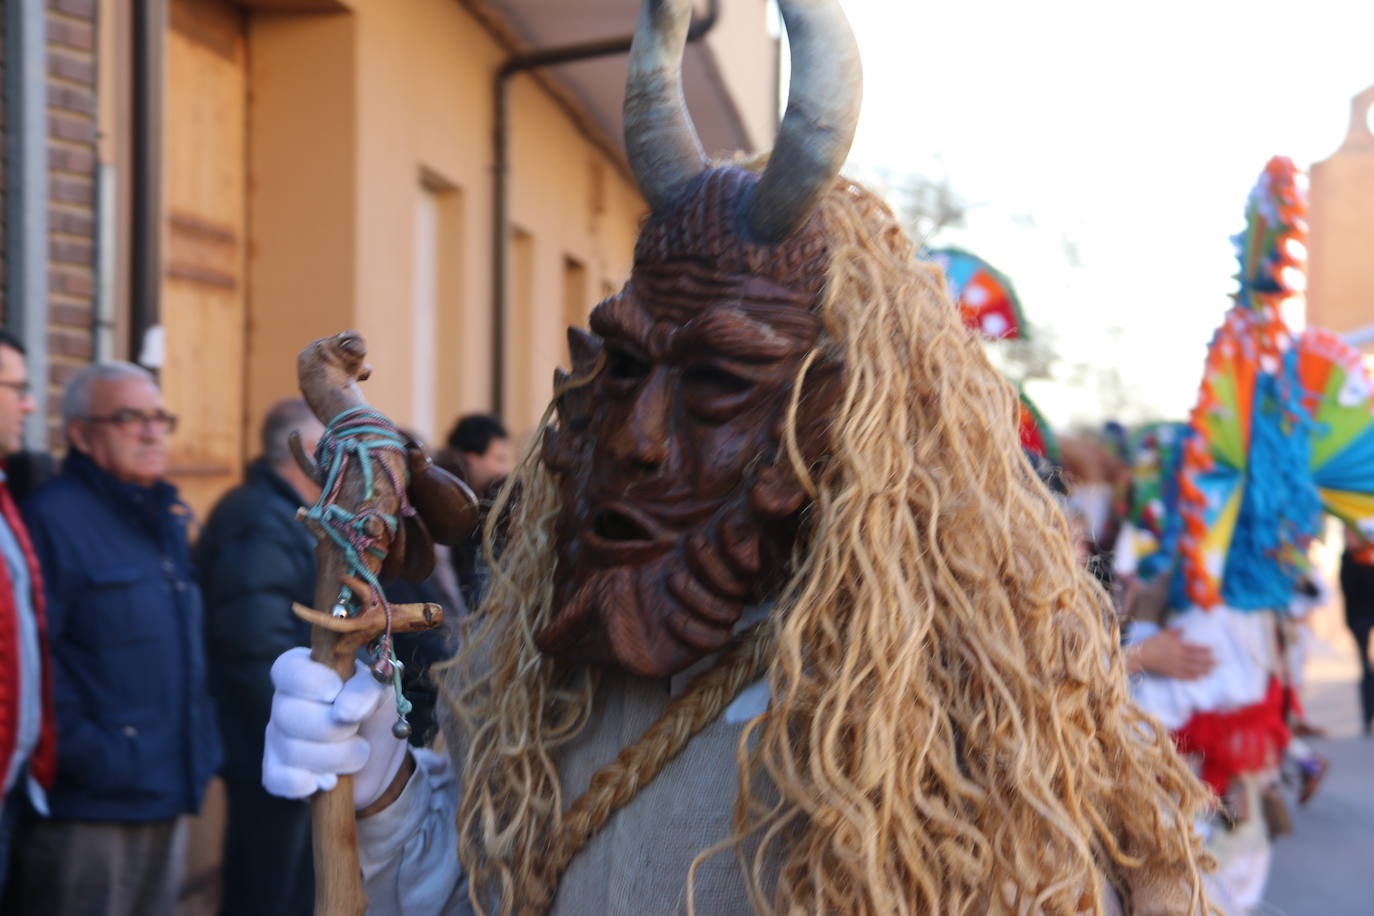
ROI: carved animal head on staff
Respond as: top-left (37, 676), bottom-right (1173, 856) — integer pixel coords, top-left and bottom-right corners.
top-left (295, 332), bottom-right (480, 616)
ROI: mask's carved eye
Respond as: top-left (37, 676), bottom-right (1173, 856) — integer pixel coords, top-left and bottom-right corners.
top-left (681, 363), bottom-right (759, 423)
top-left (682, 364), bottom-right (751, 398)
top-left (606, 345), bottom-right (651, 383)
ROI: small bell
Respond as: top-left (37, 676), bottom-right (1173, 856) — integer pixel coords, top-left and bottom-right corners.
top-left (333, 584), bottom-right (356, 619)
top-left (391, 717), bottom-right (412, 740)
top-left (371, 655), bottom-right (403, 684)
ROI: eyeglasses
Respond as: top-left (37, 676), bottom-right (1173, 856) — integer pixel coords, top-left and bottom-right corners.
top-left (83, 409), bottom-right (179, 434)
top-left (0, 381), bottom-right (31, 397)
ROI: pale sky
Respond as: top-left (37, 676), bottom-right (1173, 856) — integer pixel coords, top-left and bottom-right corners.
top-left (830, 0), bottom-right (1374, 428)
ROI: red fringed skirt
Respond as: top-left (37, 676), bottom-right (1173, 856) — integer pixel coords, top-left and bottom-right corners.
top-left (1173, 677), bottom-right (1291, 794)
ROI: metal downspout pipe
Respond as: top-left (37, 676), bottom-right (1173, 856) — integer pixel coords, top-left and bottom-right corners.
top-left (5, 0), bottom-right (49, 446)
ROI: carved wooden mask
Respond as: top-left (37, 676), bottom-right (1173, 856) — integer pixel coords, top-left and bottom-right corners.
top-left (534, 0), bottom-right (861, 677)
top-left (538, 168), bottom-right (847, 676)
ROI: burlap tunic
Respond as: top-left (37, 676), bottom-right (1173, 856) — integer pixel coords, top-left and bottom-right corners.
top-left (358, 665), bottom-right (774, 915)
top-left (353, 659), bottom-right (1171, 915)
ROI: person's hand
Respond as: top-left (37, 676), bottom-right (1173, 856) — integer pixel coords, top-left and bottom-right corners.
top-left (1129, 629), bottom-right (1216, 681)
top-left (262, 647), bottom-right (410, 810)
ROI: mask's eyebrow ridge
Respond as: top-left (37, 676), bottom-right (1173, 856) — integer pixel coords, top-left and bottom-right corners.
top-left (590, 293), bottom-right (654, 350)
top-left (672, 307), bottom-right (815, 362)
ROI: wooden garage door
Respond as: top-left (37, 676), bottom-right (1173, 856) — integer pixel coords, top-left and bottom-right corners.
top-left (161, 0), bottom-right (246, 519)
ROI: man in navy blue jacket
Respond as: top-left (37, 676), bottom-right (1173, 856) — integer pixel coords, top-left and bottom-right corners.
top-left (15, 361), bottom-right (221, 916)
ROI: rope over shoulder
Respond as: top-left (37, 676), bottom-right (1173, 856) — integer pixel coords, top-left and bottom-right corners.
top-left (519, 622), bottom-right (776, 913)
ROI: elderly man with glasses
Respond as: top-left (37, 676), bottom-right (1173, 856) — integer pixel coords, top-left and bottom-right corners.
top-left (14, 361), bottom-right (221, 916)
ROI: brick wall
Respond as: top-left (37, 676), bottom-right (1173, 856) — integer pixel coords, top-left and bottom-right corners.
top-left (46, 0), bottom-right (98, 446)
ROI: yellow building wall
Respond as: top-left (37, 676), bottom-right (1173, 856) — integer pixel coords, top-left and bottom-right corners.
top-left (245, 10), bottom-right (360, 444)
top-left (701, 0), bottom-right (778, 153)
top-left (246, 0), bottom-right (645, 454)
top-left (502, 72), bottom-right (646, 437)
top-left (1308, 86), bottom-right (1374, 343)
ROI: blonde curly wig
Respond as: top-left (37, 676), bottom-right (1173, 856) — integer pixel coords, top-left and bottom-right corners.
top-left (440, 173), bottom-right (1215, 916)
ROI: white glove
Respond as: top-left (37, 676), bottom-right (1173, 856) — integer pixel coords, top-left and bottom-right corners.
top-left (262, 647), bottom-right (410, 810)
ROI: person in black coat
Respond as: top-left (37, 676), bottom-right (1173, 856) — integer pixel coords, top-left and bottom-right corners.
top-left (1339, 529), bottom-right (1374, 736)
top-left (196, 399), bottom-right (322, 916)
top-left (437, 414), bottom-right (513, 610)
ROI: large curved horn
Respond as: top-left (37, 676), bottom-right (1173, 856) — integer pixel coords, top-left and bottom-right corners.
top-left (624, 0), bottom-right (708, 213)
top-left (746, 0), bottom-right (862, 242)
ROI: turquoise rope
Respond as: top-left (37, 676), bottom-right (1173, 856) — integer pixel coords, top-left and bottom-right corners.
top-left (303, 406), bottom-right (408, 617)
top-left (300, 405), bottom-right (414, 732)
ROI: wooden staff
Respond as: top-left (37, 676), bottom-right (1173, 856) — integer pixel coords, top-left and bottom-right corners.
top-left (291, 330), bottom-right (473, 916)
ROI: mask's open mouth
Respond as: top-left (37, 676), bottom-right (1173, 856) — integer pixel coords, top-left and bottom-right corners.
top-left (582, 503), bottom-right (669, 563)
top-left (592, 507), bottom-right (655, 543)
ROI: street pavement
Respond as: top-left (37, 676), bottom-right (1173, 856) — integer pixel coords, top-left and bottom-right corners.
top-left (1259, 624), bottom-right (1373, 916)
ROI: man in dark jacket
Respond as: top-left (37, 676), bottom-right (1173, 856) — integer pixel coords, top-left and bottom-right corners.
top-left (16, 361), bottom-right (221, 916)
top-left (196, 398), bottom-right (322, 916)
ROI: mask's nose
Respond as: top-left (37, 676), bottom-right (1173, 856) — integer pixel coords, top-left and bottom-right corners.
top-left (610, 367), bottom-right (670, 473)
